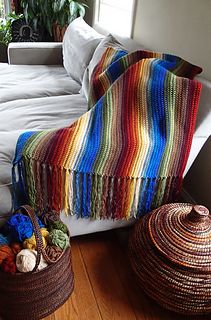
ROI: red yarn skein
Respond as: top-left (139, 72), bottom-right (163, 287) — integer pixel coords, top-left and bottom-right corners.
top-left (1, 256), bottom-right (17, 274)
top-left (0, 245), bottom-right (14, 264)
top-left (11, 243), bottom-right (22, 255)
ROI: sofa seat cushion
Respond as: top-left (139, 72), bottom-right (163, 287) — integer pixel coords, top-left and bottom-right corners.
top-left (0, 63), bottom-right (80, 103)
top-left (0, 94), bottom-right (87, 132)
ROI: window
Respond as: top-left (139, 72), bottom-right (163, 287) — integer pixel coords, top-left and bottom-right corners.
top-left (0, 0), bottom-right (5, 18)
top-left (0, 0), bottom-right (10, 19)
top-left (94, 0), bottom-right (136, 37)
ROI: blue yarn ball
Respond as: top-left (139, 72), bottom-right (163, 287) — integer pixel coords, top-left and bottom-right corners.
top-left (0, 233), bottom-right (10, 246)
top-left (5, 213), bottom-right (44, 242)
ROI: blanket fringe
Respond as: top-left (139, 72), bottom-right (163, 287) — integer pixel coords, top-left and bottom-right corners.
top-left (13, 160), bottom-right (182, 219)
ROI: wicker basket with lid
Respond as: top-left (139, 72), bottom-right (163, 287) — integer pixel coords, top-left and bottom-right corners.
top-left (129, 203), bottom-right (211, 315)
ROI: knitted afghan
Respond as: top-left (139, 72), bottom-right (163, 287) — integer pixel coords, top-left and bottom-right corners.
top-left (12, 48), bottom-right (202, 219)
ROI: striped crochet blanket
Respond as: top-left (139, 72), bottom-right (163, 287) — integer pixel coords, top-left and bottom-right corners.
top-left (12, 48), bottom-right (202, 219)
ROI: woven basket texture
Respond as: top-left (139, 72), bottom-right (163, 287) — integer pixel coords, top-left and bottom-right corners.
top-left (0, 205), bottom-right (74, 320)
top-left (129, 203), bottom-right (211, 315)
top-left (53, 23), bottom-right (67, 42)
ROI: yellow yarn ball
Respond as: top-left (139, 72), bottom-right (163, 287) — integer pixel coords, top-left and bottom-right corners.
top-left (23, 228), bottom-right (49, 250)
top-left (40, 228), bottom-right (49, 238)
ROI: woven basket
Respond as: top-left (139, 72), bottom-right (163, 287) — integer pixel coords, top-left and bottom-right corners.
top-left (0, 205), bottom-right (74, 320)
top-left (129, 203), bottom-right (211, 315)
top-left (52, 23), bottom-right (67, 42)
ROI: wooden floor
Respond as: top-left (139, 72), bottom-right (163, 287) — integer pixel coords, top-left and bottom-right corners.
top-left (44, 229), bottom-right (210, 320)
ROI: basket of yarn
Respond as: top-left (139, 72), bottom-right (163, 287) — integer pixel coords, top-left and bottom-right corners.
top-left (0, 205), bottom-right (74, 320)
top-left (129, 203), bottom-right (211, 315)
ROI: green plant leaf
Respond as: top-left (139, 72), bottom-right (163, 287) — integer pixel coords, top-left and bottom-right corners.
top-left (77, 3), bottom-right (85, 17)
top-left (69, 12), bottom-right (77, 23)
top-left (46, 19), bottom-right (52, 35)
top-left (59, 0), bottom-right (67, 11)
top-left (0, 11), bottom-right (22, 45)
top-left (69, 1), bottom-right (78, 17)
top-left (33, 16), bottom-right (38, 30)
top-left (57, 10), bottom-right (66, 27)
top-left (23, 3), bottom-right (29, 23)
top-left (53, 1), bottom-right (60, 13)
top-left (29, 0), bottom-right (35, 12)
top-left (81, 3), bottom-right (88, 9)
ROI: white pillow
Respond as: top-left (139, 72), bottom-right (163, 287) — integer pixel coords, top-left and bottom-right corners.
top-left (81, 34), bottom-right (126, 100)
top-left (63, 17), bottom-right (103, 83)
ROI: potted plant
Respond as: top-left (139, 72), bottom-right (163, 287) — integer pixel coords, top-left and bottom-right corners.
top-left (0, 12), bottom-right (23, 62)
top-left (20, 0), bottom-right (88, 42)
top-left (52, 0), bottom-right (88, 41)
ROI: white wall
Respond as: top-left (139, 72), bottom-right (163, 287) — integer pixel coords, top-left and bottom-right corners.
top-left (184, 137), bottom-right (211, 209)
top-left (133, 0), bottom-right (211, 81)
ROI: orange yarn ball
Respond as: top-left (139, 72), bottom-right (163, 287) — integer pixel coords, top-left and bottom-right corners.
top-left (0, 245), bottom-right (14, 265)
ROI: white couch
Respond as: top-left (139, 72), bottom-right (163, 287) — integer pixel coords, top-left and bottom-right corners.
top-left (0, 18), bottom-right (210, 236)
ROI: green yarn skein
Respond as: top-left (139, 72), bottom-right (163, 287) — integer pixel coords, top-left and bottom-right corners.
top-left (49, 229), bottom-right (69, 250)
top-left (49, 221), bottom-right (68, 235)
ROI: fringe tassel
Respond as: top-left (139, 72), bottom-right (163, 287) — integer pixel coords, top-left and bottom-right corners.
top-left (13, 159), bottom-right (183, 219)
top-left (12, 160), bottom-right (28, 209)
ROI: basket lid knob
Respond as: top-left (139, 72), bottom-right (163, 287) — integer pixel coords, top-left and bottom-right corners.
top-left (187, 205), bottom-right (209, 223)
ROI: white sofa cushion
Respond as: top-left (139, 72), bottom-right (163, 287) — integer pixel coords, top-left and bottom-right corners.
top-left (81, 34), bottom-right (126, 100)
top-left (63, 17), bottom-right (103, 83)
top-left (0, 63), bottom-right (80, 104)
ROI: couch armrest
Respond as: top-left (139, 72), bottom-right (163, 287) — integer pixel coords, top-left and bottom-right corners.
top-left (8, 42), bottom-right (63, 65)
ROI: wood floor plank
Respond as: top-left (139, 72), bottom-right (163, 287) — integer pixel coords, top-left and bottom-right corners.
top-left (70, 239), bottom-right (102, 320)
top-left (107, 230), bottom-right (160, 320)
top-left (44, 239), bottom-right (102, 320)
top-left (78, 232), bottom-right (137, 320)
